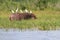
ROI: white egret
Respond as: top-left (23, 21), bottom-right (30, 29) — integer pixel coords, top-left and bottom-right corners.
top-left (11, 10), bottom-right (14, 13)
top-left (20, 10), bottom-right (23, 13)
top-left (16, 8), bottom-right (18, 13)
top-left (24, 9), bottom-right (29, 13)
top-left (30, 10), bottom-right (32, 13)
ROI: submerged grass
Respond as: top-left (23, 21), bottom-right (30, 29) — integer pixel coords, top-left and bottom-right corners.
top-left (0, 10), bottom-right (60, 30)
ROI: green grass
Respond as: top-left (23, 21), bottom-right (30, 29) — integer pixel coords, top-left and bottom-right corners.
top-left (0, 10), bottom-right (60, 30)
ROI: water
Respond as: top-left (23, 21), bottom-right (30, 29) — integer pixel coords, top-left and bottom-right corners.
top-left (0, 29), bottom-right (60, 40)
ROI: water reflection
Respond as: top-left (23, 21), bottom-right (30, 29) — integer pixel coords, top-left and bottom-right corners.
top-left (0, 29), bottom-right (60, 40)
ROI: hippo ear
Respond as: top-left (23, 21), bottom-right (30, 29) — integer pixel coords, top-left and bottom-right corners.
top-left (11, 10), bottom-right (14, 13)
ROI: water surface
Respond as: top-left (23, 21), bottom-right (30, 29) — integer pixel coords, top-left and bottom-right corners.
top-left (0, 29), bottom-right (60, 40)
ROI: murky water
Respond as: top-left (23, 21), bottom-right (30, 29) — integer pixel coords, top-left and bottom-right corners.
top-left (0, 29), bottom-right (60, 40)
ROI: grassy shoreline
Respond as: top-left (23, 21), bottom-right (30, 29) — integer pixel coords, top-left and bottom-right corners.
top-left (0, 10), bottom-right (60, 30)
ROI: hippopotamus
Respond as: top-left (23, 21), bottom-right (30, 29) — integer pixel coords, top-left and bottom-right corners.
top-left (9, 13), bottom-right (37, 21)
top-left (22, 13), bottom-right (37, 19)
top-left (9, 9), bottom-right (37, 21)
top-left (9, 13), bottom-right (20, 21)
